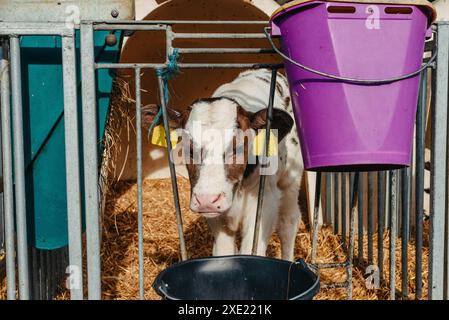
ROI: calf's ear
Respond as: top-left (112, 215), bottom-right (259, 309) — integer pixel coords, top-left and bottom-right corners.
top-left (141, 104), bottom-right (184, 129)
top-left (250, 108), bottom-right (294, 142)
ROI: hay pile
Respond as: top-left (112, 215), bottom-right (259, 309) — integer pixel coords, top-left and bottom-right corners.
top-left (92, 177), bottom-right (429, 300)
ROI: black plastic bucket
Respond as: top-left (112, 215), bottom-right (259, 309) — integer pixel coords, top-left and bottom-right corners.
top-left (152, 255), bottom-right (320, 300)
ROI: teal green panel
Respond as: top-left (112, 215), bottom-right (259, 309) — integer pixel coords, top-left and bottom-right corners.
top-left (20, 31), bottom-right (123, 249)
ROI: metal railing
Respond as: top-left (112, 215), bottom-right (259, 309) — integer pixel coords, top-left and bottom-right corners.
top-left (0, 19), bottom-right (448, 300)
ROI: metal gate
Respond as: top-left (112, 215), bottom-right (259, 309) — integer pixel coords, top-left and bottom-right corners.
top-left (0, 19), bottom-right (448, 300)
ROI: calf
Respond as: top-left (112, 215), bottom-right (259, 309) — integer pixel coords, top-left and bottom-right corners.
top-left (143, 69), bottom-right (304, 261)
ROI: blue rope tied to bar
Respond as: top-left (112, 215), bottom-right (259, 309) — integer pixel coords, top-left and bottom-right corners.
top-left (148, 49), bottom-right (180, 139)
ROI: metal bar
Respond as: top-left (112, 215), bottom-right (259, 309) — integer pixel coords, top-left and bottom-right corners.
top-left (177, 63), bottom-right (283, 69)
top-left (358, 173), bottom-right (364, 265)
top-left (173, 33), bottom-right (266, 39)
top-left (10, 35), bottom-right (29, 300)
top-left (389, 170), bottom-right (398, 300)
top-left (347, 172), bottom-right (360, 300)
top-left (31, 248), bottom-right (38, 299)
top-left (378, 171), bottom-right (385, 283)
top-left (253, 68), bottom-right (278, 255)
top-left (1, 39), bottom-right (16, 300)
top-left (311, 172), bottom-right (322, 264)
top-left (92, 20), bottom-right (269, 25)
top-left (334, 173), bottom-right (339, 234)
top-left (429, 23), bottom-right (449, 300)
top-left (50, 250), bottom-right (56, 298)
top-left (177, 48), bottom-right (275, 54)
top-left (95, 63), bottom-right (164, 69)
top-left (55, 249), bottom-right (61, 296)
top-left (135, 68), bottom-right (145, 300)
top-left (95, 63), bottom-right (283, 70)
top-left (385, 171), bottom-right (390, 230)
top-left (156, 75), bottom-right (188, 261)
top-left (315, 262), bottom-right (349, 269)
top-left (341, 173), bottom-right (347, 248)
top-left (0, 128), bottom-right (3, 251)
top-left (415, 68), bottom-right (426, 300)
top-left (93, 24), bottom-right (167, 31)
top-left (61, 33), bottom-right (83, 300)
top-left (325, 173), bottom-right (332, 226)
top-left (45, 250), bottom-right (51, 300)
top-left (166, 25), bottom-right (174, 64)
top-left (38, 250), bottom-right (44, 300)
top-left (0, 22), bottom-right (72, 36)
top-left (368, 172), bottom-right (374, 266)
top-left (349, 173), bottom-right (354, 225)
top-left (81, 22), bottom-right (101, 300)
top-left (401, 167), bottom-right (410, 299)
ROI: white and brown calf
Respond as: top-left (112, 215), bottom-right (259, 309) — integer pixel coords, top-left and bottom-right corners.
top-left (143, 69), bottom-right (304, 261)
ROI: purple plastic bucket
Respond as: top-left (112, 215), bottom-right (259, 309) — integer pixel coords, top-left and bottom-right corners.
top-left (270, 1), bottom-right (433, 171)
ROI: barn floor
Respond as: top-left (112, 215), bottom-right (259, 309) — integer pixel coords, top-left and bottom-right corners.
top-left (0, 177), bottom-right (429, 300)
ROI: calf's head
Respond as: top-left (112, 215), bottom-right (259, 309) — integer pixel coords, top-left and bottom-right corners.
top-left (143, 97), bottom-right (293, 218)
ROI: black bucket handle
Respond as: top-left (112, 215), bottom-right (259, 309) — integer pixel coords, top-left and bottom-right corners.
top-left (264, 26), bottom-right (436, 85)
top-left (153, 279), bottom-right (180, 300)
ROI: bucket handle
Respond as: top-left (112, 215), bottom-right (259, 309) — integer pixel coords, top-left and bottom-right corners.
top-left (153, 282), bottom-right (180, 300)
top-left (264, 27), bottom-right (436, 85)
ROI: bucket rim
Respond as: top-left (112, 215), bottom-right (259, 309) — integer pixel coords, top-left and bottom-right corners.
top-left (270, 0), bottom-right (436, 25)
top-left (152, 255), bottom-right (320, 300)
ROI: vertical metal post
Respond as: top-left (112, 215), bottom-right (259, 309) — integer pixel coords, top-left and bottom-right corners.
top-left (401, 167), bottom-right (410, 299)
top-left (325, 173), bottom-right (332, 226)
top-left (341, 173), bottom-right (347, 247)
top-left (1, 39), bottom-right (16, 300)
top-left (349, 173), bottom-right (354, 197)
top-left (326, 172), bottom-right (334, 226)
top-left (347, 172), bottom-right (359, 300)
top-left (389, 170), bottom-right (398, 300)
top-left (135, 68), bottom-right (145, 300)
top-left (10, 35), bottom-right (29, 300)
top-left (367, 172), bottom-right (374, 265)
top-left (415, 69), bottom-right (427, 300)
top-left (358, 173), bottom-right (364, 265)
top-left (156, 74), bottom-right (188, 261)
top-left (334, 173), bottom-right (340, 234)
top-left (253, 68), bottom-right (277, 255)
top-left (31, 248), bottom-right (38, 299)
top-left (62, 33), bottom-right (83, 300)
top-left (429, 23), bottom-right (449, 300)
top-left (378, 171), bottom-right (385, 283)
top-left (311, 172), bottom-right (322, 264)
top-left (81, 22), bottom-right (101, 300)
top-left (45, 250), bottom-right (51, 300)
top-left (50, 250), bottom-right (55, 298)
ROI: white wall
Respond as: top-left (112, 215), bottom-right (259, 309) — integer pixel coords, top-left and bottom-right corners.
top-left (435, 0), bottom-right (449, 21)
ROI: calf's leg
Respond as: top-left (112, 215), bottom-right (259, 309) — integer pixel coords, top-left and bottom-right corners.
top-left (277, 187), bottom-right (301, 261)
top-left (239, 186), bottom-right (280, 256)
top-left (207, 217), bottom-right (237, 256)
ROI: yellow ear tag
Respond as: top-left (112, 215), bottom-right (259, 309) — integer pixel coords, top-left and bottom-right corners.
top-left (252, 129), bottom-right (278, 157)
top-left (151, 124), bottom-right (178, 149)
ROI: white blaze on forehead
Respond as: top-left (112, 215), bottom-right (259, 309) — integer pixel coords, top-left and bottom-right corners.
top-left (185, 99), bottom-right (239, 163)
top-left (185, 99), bottom-right (238, 141)
top-left (185, 99), bottom-right (239, 199)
